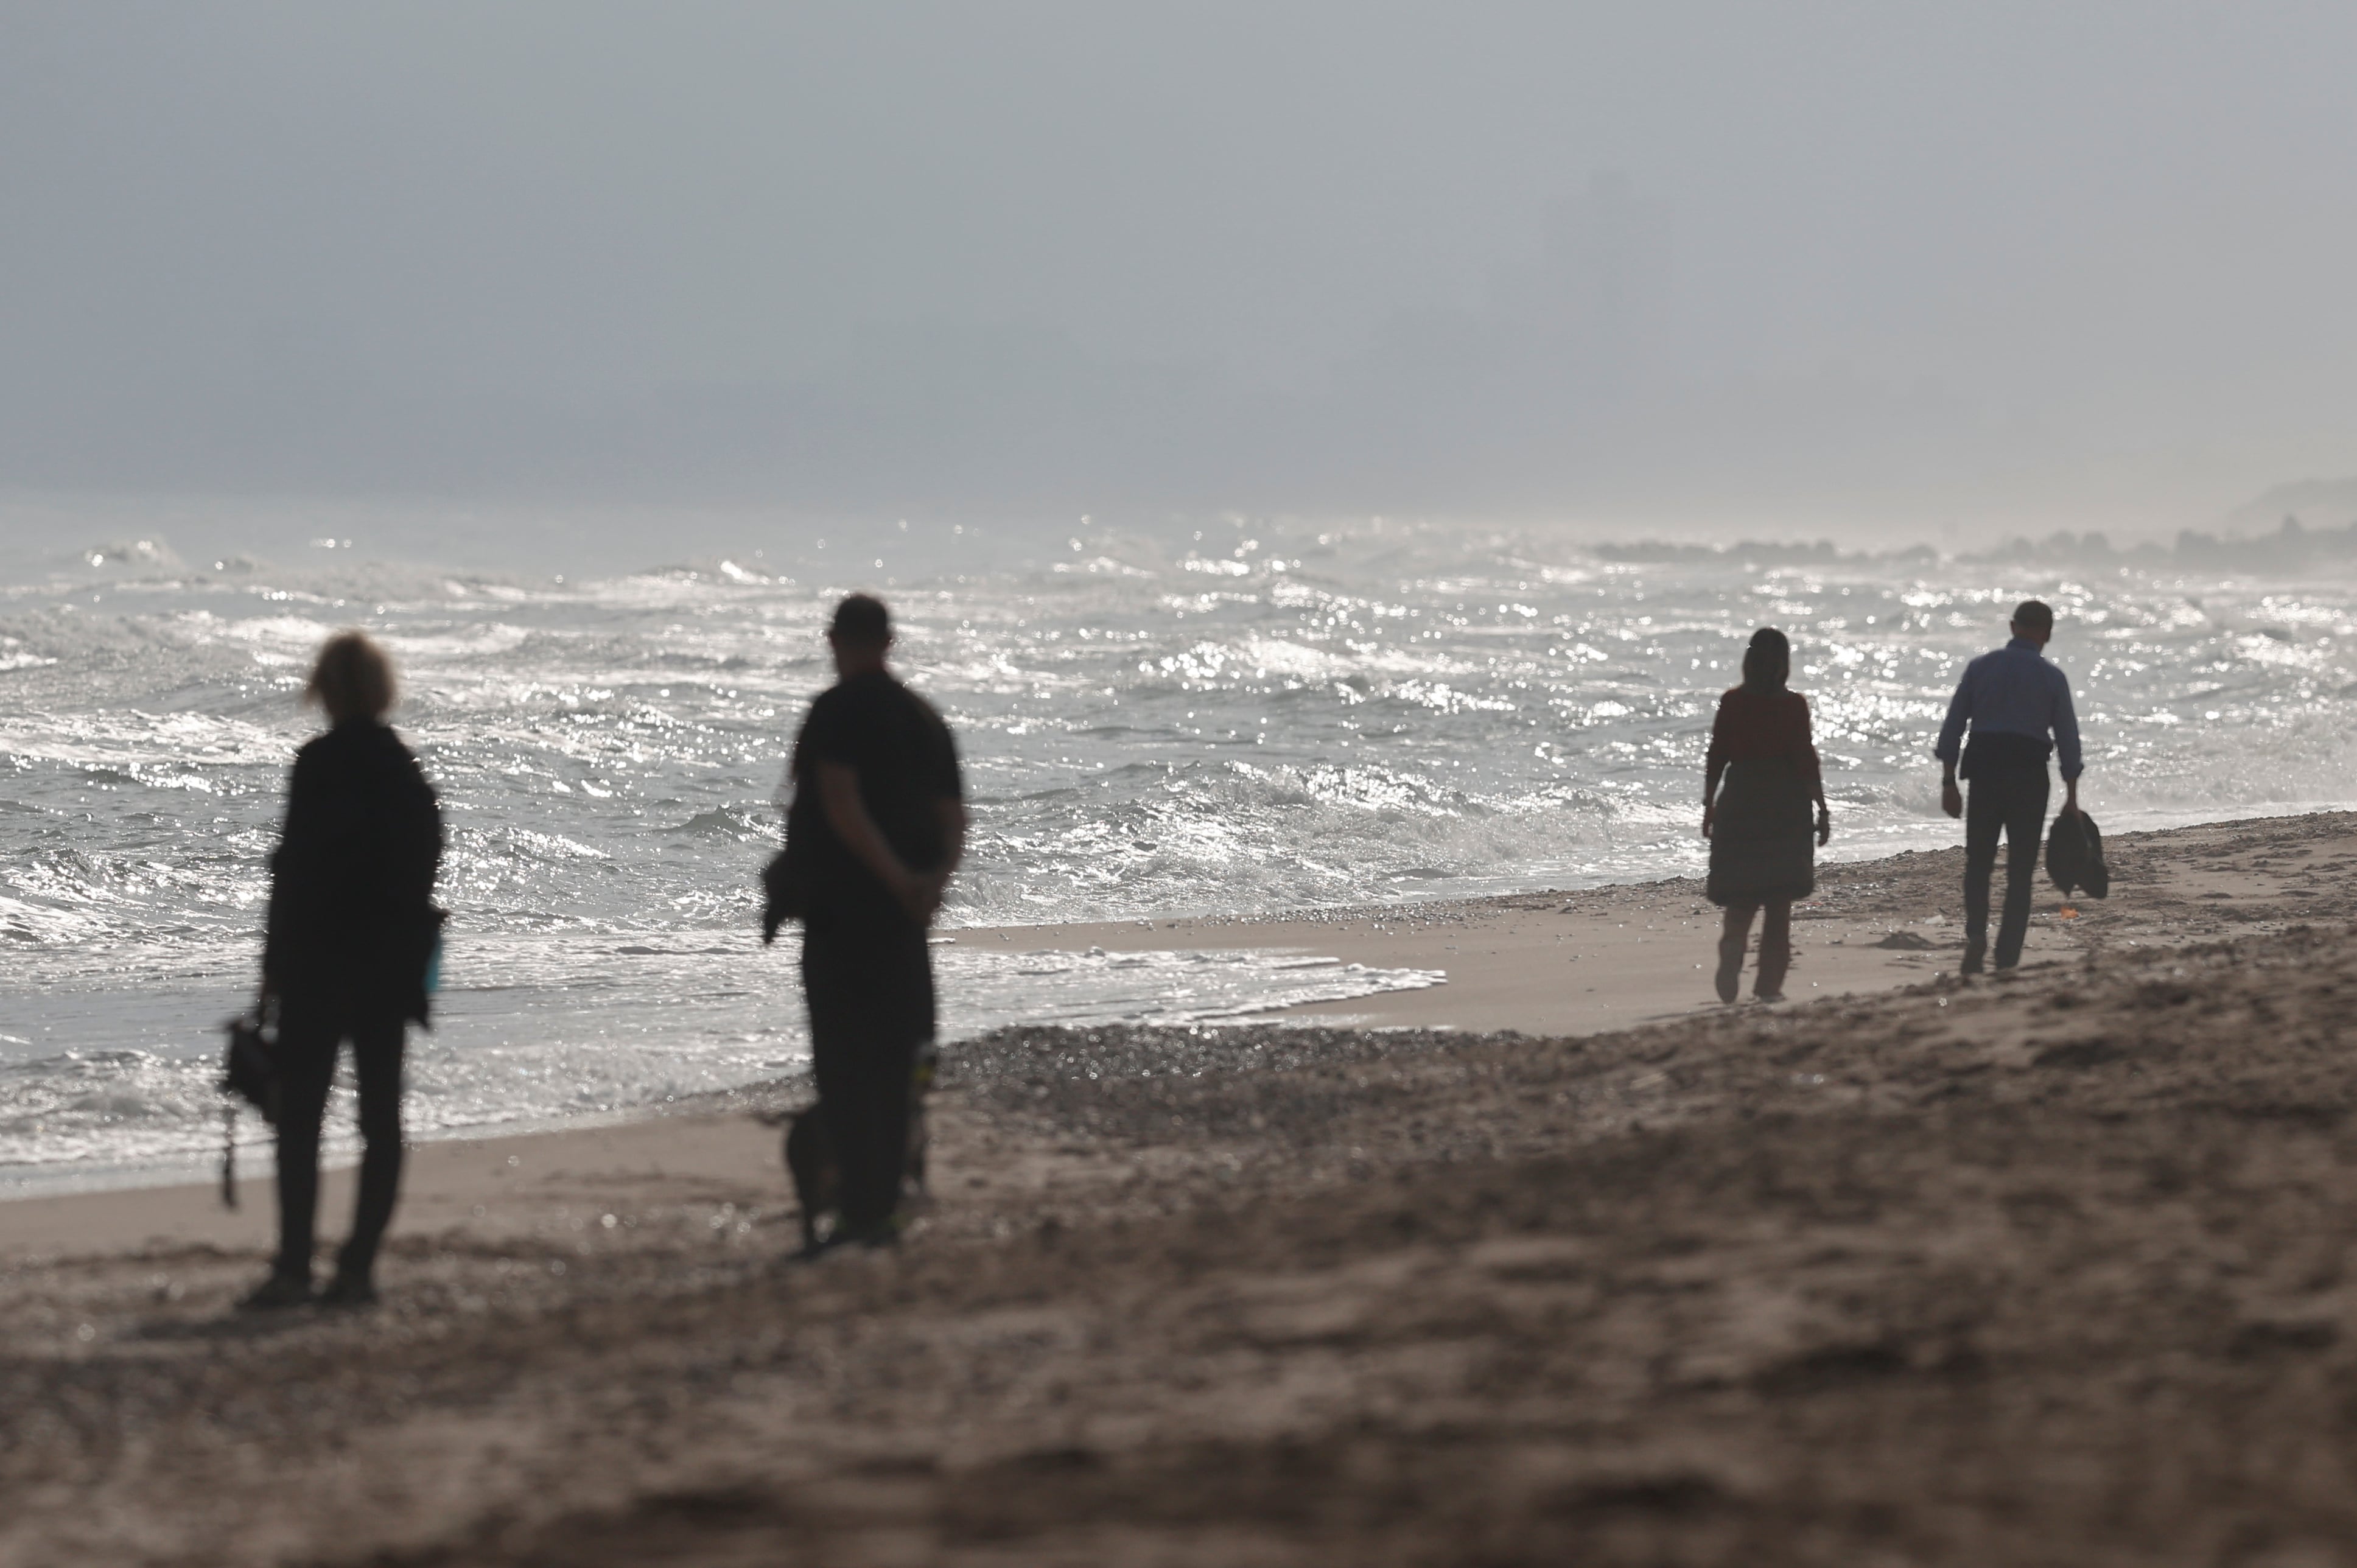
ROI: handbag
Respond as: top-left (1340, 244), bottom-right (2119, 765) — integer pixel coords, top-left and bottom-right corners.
top-left (218, 1004), bottom-right (282, 1209)
top-left (760, 841), bottom-right (810, 945)
top-left (761, 785), bottom-right (823, 944)
top-left (2044, 810), bottom-right (2110, 899)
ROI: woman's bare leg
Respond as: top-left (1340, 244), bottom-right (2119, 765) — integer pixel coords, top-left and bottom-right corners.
top-left (1756, 900), bottom-right (1793, 999)
top-left (1715, 904), bottom-right (1756, 1004)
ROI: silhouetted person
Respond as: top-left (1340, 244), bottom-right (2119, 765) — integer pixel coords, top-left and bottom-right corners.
top-left (1936, 599), bottom-right (2082, 975)
top-left (787, 595), bottom-right (965, 1250)
top-left (241, 632), bottom-right (443, 1311)
top-left (1703, 628), bottom-right (1832, 1003)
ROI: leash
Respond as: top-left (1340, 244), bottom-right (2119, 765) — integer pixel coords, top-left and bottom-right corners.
top-left (221, 1105), bottom-right (239, 1210)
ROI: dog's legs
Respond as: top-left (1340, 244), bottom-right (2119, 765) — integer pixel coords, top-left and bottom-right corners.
top-left (785, 1111), bottom-right (839, 1255)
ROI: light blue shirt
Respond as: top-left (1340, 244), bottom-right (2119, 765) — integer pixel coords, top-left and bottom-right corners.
top-left (1935, 637), bottom-right (2082, 780)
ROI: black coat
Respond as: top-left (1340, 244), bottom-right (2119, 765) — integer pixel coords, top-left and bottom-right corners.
top-left (262, 719), bottom-right (444, 1024)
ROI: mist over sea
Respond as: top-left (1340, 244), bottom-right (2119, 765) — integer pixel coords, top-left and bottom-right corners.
top-left (5, 513), bottom-right (2352, 1186)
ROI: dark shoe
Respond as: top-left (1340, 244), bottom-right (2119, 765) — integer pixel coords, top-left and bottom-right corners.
top-left (1714, 936), bottom-right (1743, 1004)
top-left (1959, 943), bottom-right (1986, 977)
top-left (318, 1273), bottom-right (378, 1310)
top-left (236, 1272), bottom-right (313, 1312)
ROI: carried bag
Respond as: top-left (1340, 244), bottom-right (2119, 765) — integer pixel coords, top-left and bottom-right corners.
top-left (218, 1004), bottom-right (282, 1209)
top-left (760, 804), bottom-right (816, 944)
top-left (760, 849), bottom-right (808, 943)
top-left (2044, 810), bottom-right (2110, 899)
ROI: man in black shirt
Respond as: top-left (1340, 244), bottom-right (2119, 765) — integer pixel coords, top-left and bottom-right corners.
top-left (786, 594), bottom-right (965, 1246)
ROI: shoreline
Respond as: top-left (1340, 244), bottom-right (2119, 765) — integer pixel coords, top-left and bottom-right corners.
top-left (945, 793), bottom-right (2351, 936)
top-left (3, 808), bottom-right (2347, 1255)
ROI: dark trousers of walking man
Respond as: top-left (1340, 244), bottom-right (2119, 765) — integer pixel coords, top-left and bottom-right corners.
top-left (1962, 746), bottom-right (2050, 971)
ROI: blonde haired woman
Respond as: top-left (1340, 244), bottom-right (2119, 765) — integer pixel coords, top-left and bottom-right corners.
top-left (241, 632), bottom-right (443, 1311)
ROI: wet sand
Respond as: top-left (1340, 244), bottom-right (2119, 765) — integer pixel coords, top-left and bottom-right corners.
top-left (4, 811), bottom-right (2356, 1564)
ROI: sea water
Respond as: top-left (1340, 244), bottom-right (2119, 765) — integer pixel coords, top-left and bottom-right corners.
top-left (4, 515), bottom-right (2353, 1186)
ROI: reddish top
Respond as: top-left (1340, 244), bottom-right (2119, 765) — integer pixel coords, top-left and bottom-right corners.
top-left (1706, 685), bottom-right (1822, 789)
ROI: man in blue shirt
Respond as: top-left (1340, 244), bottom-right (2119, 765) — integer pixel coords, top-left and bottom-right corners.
top-left (1935, 599), bottom-right (2083, 975)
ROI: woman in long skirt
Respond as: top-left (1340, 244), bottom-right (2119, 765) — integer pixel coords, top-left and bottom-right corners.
top-left (1703, 628), bottom-right (1830, 1003)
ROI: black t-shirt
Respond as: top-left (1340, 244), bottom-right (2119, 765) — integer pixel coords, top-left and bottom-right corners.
top-left (788, 670), bottom-right (962, 928)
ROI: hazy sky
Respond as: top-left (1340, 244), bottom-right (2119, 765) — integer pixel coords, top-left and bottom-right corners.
top-left (4, 2), bottom-right (2353, 534)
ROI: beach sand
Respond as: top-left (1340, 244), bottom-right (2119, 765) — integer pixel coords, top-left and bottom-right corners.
top-left (4, 811), bottom-right (2355, 1564)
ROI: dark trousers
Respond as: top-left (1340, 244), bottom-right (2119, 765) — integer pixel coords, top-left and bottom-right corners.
top-left (273, 998), bottom-right (407, 1283)
top-left (1964, 764), bottom-right (2050, 967)
top-left (802, 920), bottom-right (934, 1233)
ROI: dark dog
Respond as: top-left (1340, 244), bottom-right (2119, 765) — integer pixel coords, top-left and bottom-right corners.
top-left (783, 1041), bottom-right (937, 1252)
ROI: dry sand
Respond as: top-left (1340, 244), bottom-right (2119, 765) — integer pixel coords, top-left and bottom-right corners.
top-left (4, 811), bottom-right (2356, 1565)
